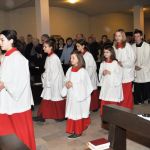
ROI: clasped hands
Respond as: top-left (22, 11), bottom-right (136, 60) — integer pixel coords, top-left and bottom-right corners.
top-left (65, 81), bottom-right (73, 89)
top-left (0, 81), bottom-right (4, 91)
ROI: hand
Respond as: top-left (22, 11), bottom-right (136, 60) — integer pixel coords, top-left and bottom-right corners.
top-left (103, 70), bottom-right (111, 76)
top-left (65, 81), bottom-right (73, 89)
top-left (118, 61), bottom-right (123, 67)
top-left (135, 66), bottom-right (141, 71)
top-left (0, 82), bottom-right (5, 91)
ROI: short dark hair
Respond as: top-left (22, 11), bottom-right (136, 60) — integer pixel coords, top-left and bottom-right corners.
top-left (134, 29), bottom-right (143, 36)
top-left (0, 30), bottom-right (17, 47)
top-left (71, 50), bottom-right (85, 68)
top-left (102, 44), bottom-right (117, 62)
top-left (66, 37), bottom-right (73, 43)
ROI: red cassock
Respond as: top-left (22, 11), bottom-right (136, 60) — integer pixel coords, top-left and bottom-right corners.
top-left (0, 110), bottom-right (36, 150)
top-left (90, 89), bottom-right (100, 111)
top-left (119, 82), bottom-right (133, 109)
top-left (0, 48), bottom-right (36, 150)
top-left (66, 117), bottom-right (90, 135)
top-left (37, 99), bottom-right (66, 119)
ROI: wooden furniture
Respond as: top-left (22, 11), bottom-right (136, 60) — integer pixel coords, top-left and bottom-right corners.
top-left (0, 134), bottom-right (29, 150)
top-left (102, 104), bottom-right (150, 150)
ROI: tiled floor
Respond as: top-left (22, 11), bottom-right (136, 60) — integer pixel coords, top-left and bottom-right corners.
top-left (33, 107), bottom-right (150, 150)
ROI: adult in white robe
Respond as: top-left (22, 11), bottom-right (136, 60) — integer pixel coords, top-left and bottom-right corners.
top-left (132, 34), bottom-right (150, 104)
top-left (0, 47), bottom-right (36, 150)
top-left (114, 42), bottom-right (135, 109)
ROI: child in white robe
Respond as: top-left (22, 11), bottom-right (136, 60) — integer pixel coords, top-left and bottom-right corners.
top-left (63, 51), bottom-right (93, 139)
top-left (34, 39), bottom-right (65, 122)
top-left (99, 45), bottom-right (123, 116)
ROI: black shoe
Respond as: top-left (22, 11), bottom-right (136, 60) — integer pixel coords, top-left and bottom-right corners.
top-left (92, 109), bottom-right (99, 112)
top-left (55, 119), bottom-right (65, 122)
top-left (68, 134), bottom-right (81, 139)
top-left (33, 116), bottom-right (45, 122)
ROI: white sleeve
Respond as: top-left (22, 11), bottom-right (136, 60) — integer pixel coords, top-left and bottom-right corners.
top-left (98, 62), bottom-right (104, 86)
top-left (44, 59), bottom-right (60, 87)
top-left (112, 62), bottom-right (123, 86)
top-left (3, 59), bottom-right (29, 101)
top-left (141, 44), bottom-right (150, 72)
top-left (122, 44), bottom-right (136, 68)
top-left (84, 56), bottom-right (97, 78)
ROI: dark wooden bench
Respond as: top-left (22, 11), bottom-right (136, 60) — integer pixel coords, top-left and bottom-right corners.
top-left (102, 104), bottom-right (150, 150)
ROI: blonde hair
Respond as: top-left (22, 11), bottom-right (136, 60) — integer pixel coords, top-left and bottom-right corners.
top-left (114, 29), bottom-right (127, 49)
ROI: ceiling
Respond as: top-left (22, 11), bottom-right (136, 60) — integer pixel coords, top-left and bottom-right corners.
top-left (0, 0), bottom-right (150, 16)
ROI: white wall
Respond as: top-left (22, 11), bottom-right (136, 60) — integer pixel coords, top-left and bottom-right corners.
top-left (0, 10), bottom-right (7, 31)
top-left (6, 7), bottom-right (36, 38)
top-left (90, 13), bottom-right (133, 40)
top-left (0, 6), bottom-right (150, 41)
top-left (50, 7), bottom-right (90, 39)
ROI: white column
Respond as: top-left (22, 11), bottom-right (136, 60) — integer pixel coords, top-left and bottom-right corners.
top-left (133, 5), bottom-right (144, 32)
top-left (35, 0), bottom-right (50, 38)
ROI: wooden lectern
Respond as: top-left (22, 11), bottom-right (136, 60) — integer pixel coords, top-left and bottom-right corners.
top-left (102, 104), bottom-right (150, 150)
top-left (0, 134), bottom-right (30, 150)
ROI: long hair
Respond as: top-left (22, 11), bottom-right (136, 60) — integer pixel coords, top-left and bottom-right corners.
top-left (102, 44), bottom-right (117, 62)
top-left (71, 50), bottom-right (85, 68)
top-left (44, 38), bottom-right (56, 52)
top-left (114, 29), bottom-right (127, 49)
top-left (76, 39), bottom-right (89, 51)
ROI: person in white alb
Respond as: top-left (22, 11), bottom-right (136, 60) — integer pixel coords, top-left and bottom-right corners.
top-left (113, 29), bottom-right (136, 110)
top-left (99, 45), bottom-right (123, 116)
top-left (33, 39), bottom-right (65, 122)
top-left (0, 30), bottom-right (36, 150)
top-left (62, 51), bottom-right (93, 139)
top-left (76, 39), bottom-right (99, 111)
top-left (132, 29), bottom-right (150, 104)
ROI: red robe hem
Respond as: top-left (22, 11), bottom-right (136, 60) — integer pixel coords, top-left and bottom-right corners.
top-left (37, 99), bottom-right (66, 119)
top-left (66, 117), bottom-right (90, 135)
top-left (0, 110), bottom-right (36, 150)
top-left (100, 100), bottom-right (119, 116)
top-left (90, 89), bottom-right (100, 111)
top-left (119, 82), bottom-right (133, 110)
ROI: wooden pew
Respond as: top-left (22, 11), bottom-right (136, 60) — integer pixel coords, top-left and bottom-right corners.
top-left (102, 104), bottom-right (150, 150)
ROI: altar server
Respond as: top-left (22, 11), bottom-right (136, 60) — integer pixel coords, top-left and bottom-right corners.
top-left (99, 45), bottom-right (123, 116)
top-left (0, 30), bottom-right (36, 150)
top-left (76, 39), bottom-right (99, 111)
top-left (114, 29), bottom-right (136, 109)
top-left (63, 51), bottom-right (93, 139)
top-left (34, 39), bottom-right (65, 122)
top-left (132, 29), bottom-right (150, 104)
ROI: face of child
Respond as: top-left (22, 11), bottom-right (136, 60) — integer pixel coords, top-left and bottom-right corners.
top-left (43, 43), bottom-right (52, 54)
top-left (115, 32), bottom-right (123, 43)
top-left (0, 34), bottom-right (13, 51)
top-left (70, 54), bottom-right (78, 67)
top-left (104, 49), bottom-right (111, 60)
top-left (76, 43), bottom-right (84, 52)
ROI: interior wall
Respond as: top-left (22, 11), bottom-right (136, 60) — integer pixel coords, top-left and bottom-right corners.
top-left (0, 6), bottom-right (150, 41)
top-left (145, 18), bottom-right (150, 40)
top-left (90, 13), bottom-right (133, 40)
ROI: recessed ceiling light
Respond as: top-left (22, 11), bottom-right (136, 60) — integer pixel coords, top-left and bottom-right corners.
top-left (67, 0), bottom-right (79, 4)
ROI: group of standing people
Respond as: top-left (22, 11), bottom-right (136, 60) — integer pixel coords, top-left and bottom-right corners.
top-left (0, 28), bottom-right (150, 149)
